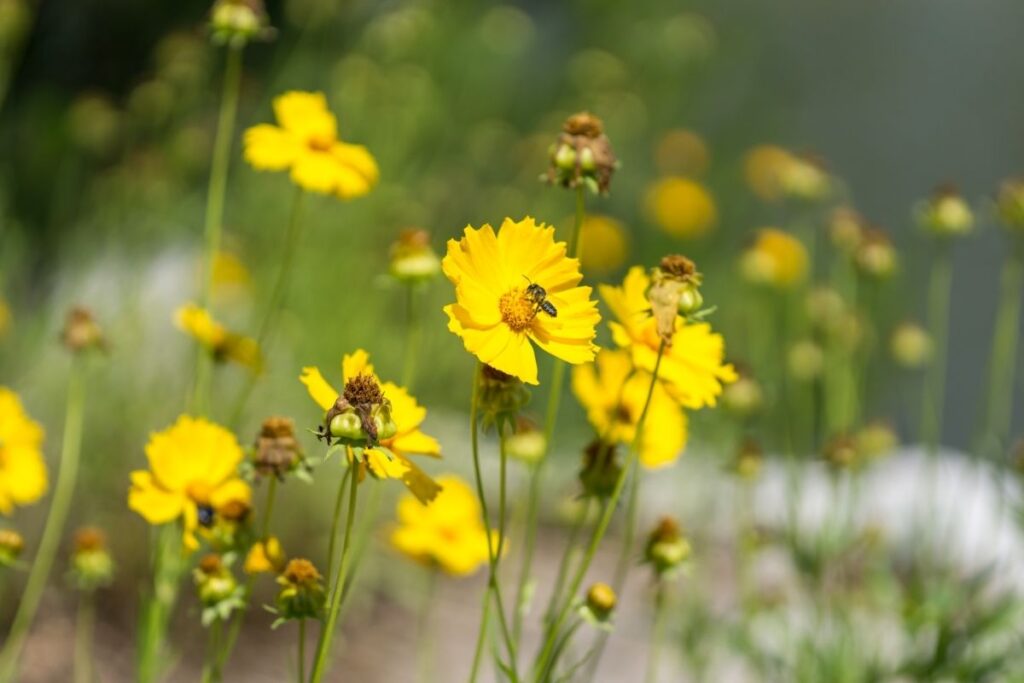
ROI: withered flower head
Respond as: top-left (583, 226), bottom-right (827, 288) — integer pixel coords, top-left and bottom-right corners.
top-left (282, 558), bottom-right (321, 586)
top-left (0, 528), bottom-right (24, 567)
top-left (644, 516), bottom-right (691, 576)
top-left (74, 527), bottom-right (106, 553)
top-left (344, 373), bottom-right (385, 406)
top-left (579, 439), bottom-right (621, 499)
top-left (477, 364), bottom-right (531, 431)
top-left (276, 557), bottom-right (326, 621)
top-left (648, 255), bottom-right (704, 344)
top-left (321, 374), bottom-right (396, 447)
top-left (254, 416), bottom-right (303, 479)
top-left (198, 553), bottom-right (224, 575)
top-left (61, 306), bottom-right (106, 353)
top-left (545, 111), bottom-right (618, 195)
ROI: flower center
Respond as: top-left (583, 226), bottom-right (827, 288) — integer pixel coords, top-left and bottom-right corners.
top-left (499, 288), bottom-right (537, 332)
top-left (307, 135), bottom-right (333, 152)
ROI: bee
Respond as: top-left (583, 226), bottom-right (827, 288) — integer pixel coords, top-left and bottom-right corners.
top-left (197, 504), bottom-right (216, 528)
top-left (523, 276), bottom-right (558, 318)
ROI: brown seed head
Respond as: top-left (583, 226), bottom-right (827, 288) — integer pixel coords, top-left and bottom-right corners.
top-left (282, 558), bottom-right (321, 586)
top-left (658, 254), bottom-right (699, 283)
top-left (61, 306), bottom-right (105, 353)
top-left (563, 112), bottom-right (605, 138)
top-left (198, 553), bottom-right (223, 575)
top-left (74, 527), bottom-right (106, 553)
top-left (255, 416), bottom-right (302, 478)
top-left (343, 374), bottom-right (384, 407)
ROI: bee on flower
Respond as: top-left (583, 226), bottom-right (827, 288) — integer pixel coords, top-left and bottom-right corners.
top-left (300, 349), bottom-right (442, 503)
top-left (442, 217), bottom-right (600, 385)
top-left (175, 303), bottom-right (261, 372)
top-left (0, 387), bottom-right (47, 516)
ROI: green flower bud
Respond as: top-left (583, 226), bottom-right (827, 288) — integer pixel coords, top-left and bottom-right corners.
top-left (890, 321), bottom-right (932, 369)
top-left (917, 186), bottom-right (974, 237)
top-left (504, 417), bottom-right (546, 465)
top-left (554, 144), bottom-right (576, 171)
top-left (389, 228), bottom-right (441, 282)
top-left (585, 582), bottom-right (617, 620)
top-left (787, 339), bottom-right (824, 381)
top-left (579, 440), bottom-right (621, 499)
top-left (69, 528), bottom-right (114, 590)
top-left (721, 371), bottom-right (763, 419)
top-left (195, 554), bottom-right (239, 606)
top-left (329, 412), bottom-right (363, 440)
top-left (578, 146), bottom-right (596, 172)
top-left (0, 528), bottom-right (23, 568)
top-left (644, 517), bottom-right (691, 576)
top-left (209, 0), bottom-right (274, 47)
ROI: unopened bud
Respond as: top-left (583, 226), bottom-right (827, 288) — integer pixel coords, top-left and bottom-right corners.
top-left (890, 322), bottom-right (932, 369)
top-left (61, 307), bottom-right (106, 353)
top-left (389, 228), bottom-right (441, 282)
top-left (585, 582), bottom-right (617, 620)
top-left (276, 558), bottom-right (326, 621)
top-left (997, 178), bottom-right (1024, 233)
top-left (503, 417), bottom-right (546, 465)
top-left (644, 516), bottom-right (691, 575)
top-left (917, 185), bottom-right (974, 237)
top-left (0, 529), bottom-right (23, 567)
top-left (209, 0), bottom-right (274, 47)
top-left (70, 527), bottom-right (114, 590)
top-left (854, 229), bottom-right (897, 279)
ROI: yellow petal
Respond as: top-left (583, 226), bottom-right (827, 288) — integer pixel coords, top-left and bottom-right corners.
top-left (211, 478), bottom-right (252, 509)
top-left (342, 349), bottom-right (375, 383)
top-left (300, 366), bottom-right (339, 411)
top-left (128, 471), bottom-right (184, 525)
top-left (273, 91), bottom-right (337, 143)
top-left (243, 124), bottom-right (301, 171)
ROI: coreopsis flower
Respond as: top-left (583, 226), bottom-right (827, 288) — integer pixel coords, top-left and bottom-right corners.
top-left (544, 112), bottom-right (617, 194)
top-left (275, 558), bottom-right (325, 622)
top-left (211, 250), bottom-right (252, 302)
top-left (61, 306), bottom-right (106, 353)
top-left (209, 0), bottom-right (274, 47)
top-left (442, 217), bottom-right (600, 384)
top-left (996, 178), bottom-right (1024, 232)
top-left (916, 185), bottom-right (974, 237)
top-left (572, 350), bottom-right (687, 469)
top-left (599, 266), bottom-right (736, 408)
top-left (829, 207), bottom-right (865, 254)
top-left (175, 303), bottom-right (261, 372)
top-left (69, 527), bottom-right (114, 590)
top-left (0, 387), bottom-right (47, 515)
top-left (389, 228), bottom-right (441, 282)
top-left (644, 176), bottom-right (717, 239)
top-left (244, 535), bottom-right (285, 574)
top-left (389, 475), bottom-right (495, 576)
top-left (578, 215), bottom-right (629, 274)
top-left (128, 416), bottom-right (252, 551)
top-left (643, 517), bottom-right (691, 577)
top-left (243, 91), bottom-right (379, 198)
top-left (739, 228), bottom-right (809, 289)
top-left (300, 349), bottom-right (442, 503)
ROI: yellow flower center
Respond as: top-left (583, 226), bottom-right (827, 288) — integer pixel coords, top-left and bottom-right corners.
top-left (186, 481), bottom-right (213, 504)
top-left (307, 135), bottom-right (334, 152)
top-left (499, 288), bottom-right (537, 332)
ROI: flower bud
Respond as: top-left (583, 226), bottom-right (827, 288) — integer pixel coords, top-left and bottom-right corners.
top-left (855, 420), bottom-right (897, 461)
top-left (553, 143), bottom-right (576, 170)
top-left (890, 321), bottom-right (932, 369)
top-left (778, 154), bottom-right (832, 203)
top-left (721, 368), bottom-right (763, 419)
top-left (503, 417), bottom-right (546, 465)
top-left (822, 433), bottom-right (859, 470)
top-left (209, 0), bottom-right (274, 47)
top-left (854, 229), bottom-right (897, 280)
top-left (732, 438), bottom-right (763, 481)
top-left (478, 365), bottom-right (531, 429)
top-left (829, 207), bottom-right (865, 254)
top-left (544, 112), bottom-right (618, 195)
top-left (677, 285), bottom-right (703, 316)
top-left (787, 339), bottom-right (824, 382)
top-left (254, 416), bottom-right (303, 479)
top-left (329, 412), bottom-right (363, 440)
top-left (917, 185), bottom-right (974, 237)
top-left (805, 287), bottom-right (846, 333)
top-left (0, 528), bottom-right (23, 567)
top-left (69, 527), bottom-right (114, 590)
top-left (389, 228), bottom-right (441, 282)
top-left (61, 306), bottom-right (106, 353)
top-left (584, 582), bottom-right (617, 620)
top-left (996, 178), bottom-right (1024, 232)
top-left (579, 440), bottom-right (621, 499)
top-left (194, 554), bottom-right (239, 606)
top-left (644, 517), bottom-right (691, 576)
top-left (276, 558), bottom-right (326, 621)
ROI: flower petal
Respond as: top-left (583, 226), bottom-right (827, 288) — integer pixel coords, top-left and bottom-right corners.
top-left (300, 366), bottom-right (339, 411)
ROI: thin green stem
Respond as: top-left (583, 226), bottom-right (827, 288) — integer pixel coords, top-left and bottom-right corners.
top-left (920, 241), bottom-right (953, 457)
top-left (325, 465), bottom-right (353, 580)
top-left (543, 499), bottom-right (589, 626)
top-left (533, 340), bottom-right (666, 681)
top-left (0, 357), bottom-right (87, 681)
top-left (137, 526), bottom-right (185, 683)
top-left (73, 592), bottom-right (95, 683)
top-left (297, 619), bottom-right (307, 683)
top-left (309, 462), bottom-right (360, 683)
top-left (468, 584), bottom-right (492, 683)
top-left (201, 620), bottom-right (224, 683)
top-left (513, 186), bottom-right (586, 643)
top-left (612, 464), bottom-right (642, 590)
top-left (402, 283), bottom-right (423, 391)
top-left (644, 584), bottom-right (669, 683)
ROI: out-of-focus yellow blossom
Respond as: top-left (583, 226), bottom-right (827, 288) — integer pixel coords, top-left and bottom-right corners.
top-left (300, 349), bottom-right (442, 503)
top-left (128, 416), bottom-right (251, 551)
top-left (389, 475), bottom-right (495, 576)
top-left (442, 217), bottom-right (600, 385)
top-left (743, 144), bottom-right (793, 202)
top-left (212, 250), bottom-right (252, 301)
top-left (645, 176), bottom-right (717, 238)
top-left (600, 266), bottom-right (736, 408)
top-left (890, 321), bottom-right (932, 369)
top-left (175, 303), bottom-right (261, 371)
top-left (243, 91), bottom-right (379, 199)
top-left (578, 214), bottom-right (629, 274)
top-left (0, 388), bottom-right (46, 515)
top-left (654, 129), bottom-right (709, 177)
top-left (572, 350), bottom-right (687, 469)
top-left (740, 228), bottom-right (809, 289)
top-left (777, 154), bottom-right (831, 202)
top-left (244, 535), bottom-right (285, 574)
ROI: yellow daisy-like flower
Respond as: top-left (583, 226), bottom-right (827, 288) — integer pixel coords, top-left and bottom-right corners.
top-left (175, 302), bottom-right (261, 371)
top-left (578, 214), bottom-right (629, 274)
top-left (600, 266), bottom-right (736, 408)
top-left (0, 388), bottom-right (47, 515)
top-left (442, 217), bottom-right (601, 385)
top-left (244, 535), bottom-right (285, 575)
top-left (243, 91), bottom-right (379, 198)
top-left (739, 228), bottom-right (809, 289)
top-left (644, 176), bottom-right (717, 239)
top-left (128, 415), bottom-right (251, 551)
top-left (300, 349), bottom-right (442, 504)
top-left (572, 350), bottom-right (687, 469)
top-left (390, 475), bottom-right (496, 577)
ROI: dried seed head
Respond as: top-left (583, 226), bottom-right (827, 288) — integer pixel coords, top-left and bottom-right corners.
top-left (71, 527), bottom-right (114, 590)
top-left (74, 527), bottom-right (106, 553)
top-left (343, 374), bottom-right (384, 407)
top-left (648, 255), bottom-right (703, 344)
top-left (545, 112), bottom-right (618, 195)
top-left (658, 255), bottom-right (698, 283)
top-left (644, 516), bottom-right (692, 575)
top-left (198, 553), bottom-right (224, 575)
top-left (254, 416), bottom-right (303, 478)
top-left (563, 112), bottom-right (604, 138)
top-left (282, 558), bottom-right (322, 587)
top-left (61, 306), bottom-right (105, 353)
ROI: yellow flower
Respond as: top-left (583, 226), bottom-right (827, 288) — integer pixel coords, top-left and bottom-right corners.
top-left (739, 228), bottom-right (809, 289)
top-left (644, 176), bottom-right (717, 238)
top-left (175, 302), bottom-right (261, 371)
top-left (244, 535), bottom-right (285, 574)
top-left (128, 416), bottom-right (251, 551)
top-left (212, 250), bottom-right (252, 301)
top-left (743, 144), bottom-right (794, 202)
top-left (578, 214), bottom-right (629, 274)
top-left (0, 387), bottom-right (47, 515)
top-left (243, 91), bottom-right (379, 198)
top-left (389, 475), bottom-right (495, 576)
top-left (600, 267), bottom-right (736, 408)
top-left (654, 129), bottom-right (709, 177)
top-left (572, 350), bottom-right (687, 469)
top-left (299, 349), bottom-right (442, 503)
top-left (442, 217), bottom-right (601, 384)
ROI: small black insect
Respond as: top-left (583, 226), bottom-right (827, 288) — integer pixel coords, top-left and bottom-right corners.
top-left (197, 504), bottom-right (216, 528)
top-left (523, 276), bottom-right (558, 318)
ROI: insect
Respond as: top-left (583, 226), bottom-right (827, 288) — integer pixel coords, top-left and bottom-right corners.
top-left (523, 276), bottom-right (558, 317)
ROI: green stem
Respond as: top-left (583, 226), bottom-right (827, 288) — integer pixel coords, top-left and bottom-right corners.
top-left (644, 584), bottom-right (669, 683)
top-left (137, 526), bottom-right (185, 683)
top-left (201, 620), bottom-right (224, 683)
top-left (612, 465), bottom-right (642, 590)
top-left (0, 357), bottom-right (87, 682)
top-left (468, 363), bottom-right (519, 680)
top-left (417, 569), bottom-right (439, 683)
top-left (309, 462), bottom-right (360, 683)
top-left (533, 340), bottom-right (666, 681)
top-left (325, 465), bottom-right (353, 580)
top-left (513, 186), bottom-right (586, 642)
top-left (467, 584), bottom-right (492, 683)
top-left (229, 187), bottom-right (308, 426)
top-left (402, 283), bottom-right (423, 391)
top-left (73, 592), bottom-right (95, 683)
top-left (543, 499), bottom-right (589, 626)
top-left (920, 241), bottom-right (953, 457)
top-left (297, 619), bottom-right (306, 683)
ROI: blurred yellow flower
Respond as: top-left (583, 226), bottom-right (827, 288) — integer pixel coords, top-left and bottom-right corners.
top-left (0, 387), bottom-right (47, 515)
top-left (243, 91), bottom-right (379, 199)
top-left (739, 228), bottom-right (808, 289)
top-left (645, 176), bottom-right (717, 238)
top-left (600, 267), bottom-right (736, 408)
top-left (572, 350), bottom-right (687, 468)
top-left (743, 144), bottom-right (793, 202)
top-left (300, 349), bottom-right (442, 503)
top-left (579, 214), bottom-right (629, 274)
top-left (442, 217), bottom-right (600, 384)
top-left (128, 416), bottom-right (251, 551)
top-left (244, 535), bottom-right (285, 574)
top-left (175, 302), bottom-right (261, 371)
top-left (654, 129), bottom-right (709, 177)
top-left (390, 475), bottom-right (495, 576)
top-left (211, 250), bottom-right (252, 300)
